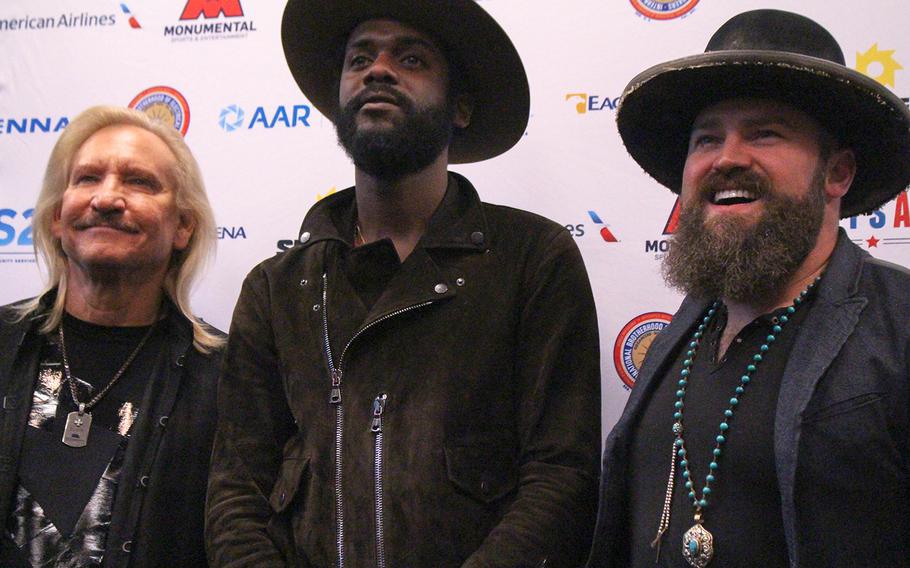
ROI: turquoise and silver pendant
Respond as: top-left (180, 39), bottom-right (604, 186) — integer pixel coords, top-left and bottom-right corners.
top-left (682, 522), bottom-right (714, 567)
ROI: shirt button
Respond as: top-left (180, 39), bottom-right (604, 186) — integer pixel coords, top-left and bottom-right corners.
top-left (470, 231), bottom-right (485, 245)
top-left (139, 475), bottom-right (149, 487)
top-left (434, 283), bottom-right (448, 294)
top-left (121, 541), bottom-right (132, 553)
top-left (299, 231), bottom-right (311, 243)
top-left (456, 278), bottom-right (466, 287)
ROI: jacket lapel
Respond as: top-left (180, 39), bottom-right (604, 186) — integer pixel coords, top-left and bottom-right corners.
top-left (589, 295), bottom-right (708, 567)
top-left (774, 232), bottom-right (868, 565)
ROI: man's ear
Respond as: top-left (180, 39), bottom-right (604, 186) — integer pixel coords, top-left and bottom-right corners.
top-left (50, 204), bottom-right (63, 239)
top-left (824, 148), bottom-right (856, 200)
top-left (453, 94), bottom-right (474, 129)
top-left (173, 211), bottom-right (196, 251)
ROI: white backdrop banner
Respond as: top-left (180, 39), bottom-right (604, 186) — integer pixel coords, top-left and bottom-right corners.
top-left (2, 0), bottom-right (908, 438)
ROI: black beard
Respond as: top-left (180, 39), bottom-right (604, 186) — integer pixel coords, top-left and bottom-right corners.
top-left (662, 167), bottom-right (826, 307)
top-left (335, 86), bottom-right (454, 181)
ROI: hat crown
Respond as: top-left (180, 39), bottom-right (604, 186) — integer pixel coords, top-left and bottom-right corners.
top-left (705, 9), bottom-right (845, 65)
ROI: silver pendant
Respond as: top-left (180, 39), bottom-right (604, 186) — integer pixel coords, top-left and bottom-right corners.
top-left (682, 522), bottom-right (714, 567)
top-left (62, 409), bottom-right (92, 447)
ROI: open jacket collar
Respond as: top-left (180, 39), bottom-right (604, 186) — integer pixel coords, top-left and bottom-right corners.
top-left (296, 171), bottom-right (492, 253)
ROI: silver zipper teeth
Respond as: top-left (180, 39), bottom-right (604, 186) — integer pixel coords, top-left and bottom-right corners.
top-left (321, 274), bottom-right (345, 568)
top-left (334, 404), bottom-right (345, 568)
top-left (336, 302), bottom-right (433, 368)
top-left (320, 272), bottom-right (433, 568)
top-left (371, 394), bottom-right (388, 568)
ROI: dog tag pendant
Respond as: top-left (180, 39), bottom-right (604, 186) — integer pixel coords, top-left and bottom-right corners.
top-left (63, 404), bottom-right (92, 447)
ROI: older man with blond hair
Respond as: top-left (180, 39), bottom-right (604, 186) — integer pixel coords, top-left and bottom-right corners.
top-left (0, 106), bottom-right (223, 567)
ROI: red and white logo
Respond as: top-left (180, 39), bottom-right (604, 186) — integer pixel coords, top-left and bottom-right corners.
top-left (180, 0), bottom-right (244, 20)
top-left (630, 0), bottom-right (699, 21)
top-left (613, 312), bottom-right (672, 389)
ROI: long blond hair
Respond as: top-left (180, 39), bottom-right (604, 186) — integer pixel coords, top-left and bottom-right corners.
top-left (18, 105), bottom-right (223, 353)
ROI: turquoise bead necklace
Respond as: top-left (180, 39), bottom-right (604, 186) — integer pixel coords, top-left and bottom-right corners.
top-left (650, 277), bottom-right (820, 568)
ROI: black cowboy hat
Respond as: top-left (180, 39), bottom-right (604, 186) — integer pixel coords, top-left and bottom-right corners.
top-left (616, 9), bottom-right (910, 218)
top-left (281, 0), bottom-right (530, 164)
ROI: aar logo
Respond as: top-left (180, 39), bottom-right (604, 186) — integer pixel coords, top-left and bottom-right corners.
top-left (565, 93), bottom-right (620, 114)
top-left (217, 104), bottom-right (312, 131)
top-left (614, 312), bottom-right (672, 389)
top-left (630, 0), bottom-right (699, 21)
top-left (218, 105), bottom-right (244, 132)
top-left (855, 43), bottom-right (903, 87)
top-left (129, 86), bottom-right (191, 136)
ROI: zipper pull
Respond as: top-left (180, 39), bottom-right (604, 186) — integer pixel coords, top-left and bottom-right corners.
top-left (329, 369), bottom-right (343, 404)
top-left (370, 394), bottom-right (388, 433)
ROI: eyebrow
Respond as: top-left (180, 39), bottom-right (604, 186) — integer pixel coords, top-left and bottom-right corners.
top-left (345, 35), bottom-right (440, 54)
top-left (692, 114), bottom-right (800, 132)
top-left (70, 161), bottom-right (167, 186)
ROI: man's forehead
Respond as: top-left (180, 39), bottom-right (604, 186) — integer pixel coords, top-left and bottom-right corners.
top-left (345, 18), bottom-right (443, 53)
top-left (70, 125), bottom-right (179, 184)
top-left (692, 98), bottom-right (820, 131)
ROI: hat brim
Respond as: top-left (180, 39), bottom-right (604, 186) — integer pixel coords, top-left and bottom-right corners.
top-left (617, 50), bottom-right (910, 218)
top-left (281, 0), bottom-right (530, 164)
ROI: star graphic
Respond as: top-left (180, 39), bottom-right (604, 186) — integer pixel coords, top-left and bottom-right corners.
top-left (866, 235), bottom-right (880, 248)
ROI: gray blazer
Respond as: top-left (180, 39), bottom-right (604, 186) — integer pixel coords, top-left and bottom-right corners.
top-left (588, 230), bottom-right (910, 567)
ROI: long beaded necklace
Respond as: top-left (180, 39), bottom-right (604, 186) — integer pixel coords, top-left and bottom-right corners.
top-left (651, 277), bottom-right (819, 568)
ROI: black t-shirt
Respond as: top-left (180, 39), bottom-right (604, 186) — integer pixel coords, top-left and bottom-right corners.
top-left (4, 313), bottom-right (165, 567)
top-left (626, 293), bottom-right (814, 567)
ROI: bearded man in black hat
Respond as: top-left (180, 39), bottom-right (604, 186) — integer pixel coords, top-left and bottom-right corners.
top-left (205, 1), bottom-right (601, 566)
top-left (588, 9), bottom-right (910, 568)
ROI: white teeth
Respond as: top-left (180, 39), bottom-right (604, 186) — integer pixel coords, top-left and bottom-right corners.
top-left (713, 189), bottom-right (756, 203)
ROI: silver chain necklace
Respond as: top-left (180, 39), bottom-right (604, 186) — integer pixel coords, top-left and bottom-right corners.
top-left (58, 319), bottom-right (156, 448)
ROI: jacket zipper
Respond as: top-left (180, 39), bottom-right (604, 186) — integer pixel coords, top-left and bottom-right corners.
top-left (371, 393), bottom-right (388, 568)
top-left (320, 273), bottom-right (433, 568)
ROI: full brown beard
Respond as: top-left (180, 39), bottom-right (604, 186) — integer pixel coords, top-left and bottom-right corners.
top-left (662, 167), bottom-right (826, 307)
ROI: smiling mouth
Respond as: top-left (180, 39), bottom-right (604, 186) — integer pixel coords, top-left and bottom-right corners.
top-left (76, 222), bottom-right (139, 234)
top-left (711, 189), bottom-right (759, 206)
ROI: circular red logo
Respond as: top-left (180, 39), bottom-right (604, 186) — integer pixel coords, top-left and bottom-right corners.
top-left (613, 312), bottom-right (673, 389)
top-left (630, 0), bottom-right (699, 20)
top-left (129, 86), bottom-right (191, 136)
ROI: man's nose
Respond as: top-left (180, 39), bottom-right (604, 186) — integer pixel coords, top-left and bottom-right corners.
top-left (712, 136), bottom-right (752, 173)
top-left (364, 52), bottom-right (398, 85)
top-left (90, 177), bottom-right (127, 212)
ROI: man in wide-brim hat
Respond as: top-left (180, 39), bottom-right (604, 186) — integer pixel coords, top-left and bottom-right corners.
top-left (589, 9), bottom-right (910, 568)
top-left (207, 1), bottom-right (602, 567)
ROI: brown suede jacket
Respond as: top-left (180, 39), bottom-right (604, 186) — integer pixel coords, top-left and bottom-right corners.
top-left (206, 173), bottom-right (601, 567)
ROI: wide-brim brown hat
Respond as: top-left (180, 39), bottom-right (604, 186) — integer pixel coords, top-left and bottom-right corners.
top-left (617, 9), bottom-right (910, 218)
top-left (281, 0), bottom-right (529, 164)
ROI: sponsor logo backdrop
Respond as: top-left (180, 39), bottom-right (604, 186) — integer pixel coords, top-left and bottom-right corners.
top-left (2, 0), bottom-right (908, 438)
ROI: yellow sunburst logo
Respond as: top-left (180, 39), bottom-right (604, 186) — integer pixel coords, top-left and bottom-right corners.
top-left (317, 186), bottom-right (337, 201)
top-left (855, 43), bottom-right (903, 87)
